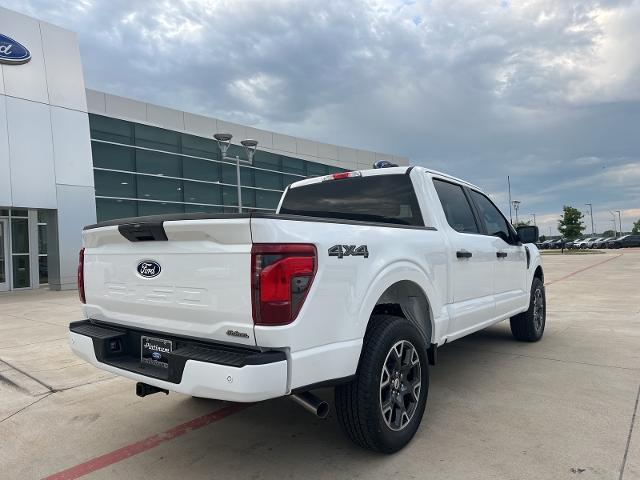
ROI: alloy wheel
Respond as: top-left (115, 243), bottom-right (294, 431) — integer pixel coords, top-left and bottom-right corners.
top-left (379, 340), bottom-right (422, 431)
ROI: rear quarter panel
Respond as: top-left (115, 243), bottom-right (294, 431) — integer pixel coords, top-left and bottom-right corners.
top-left (250, 217), bottom-right (448, 352)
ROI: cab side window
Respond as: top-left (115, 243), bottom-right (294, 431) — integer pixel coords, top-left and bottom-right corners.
top-left (433, 179), bottom-right (479, 234)
top-left (469, 190), bottom-right (513, 243)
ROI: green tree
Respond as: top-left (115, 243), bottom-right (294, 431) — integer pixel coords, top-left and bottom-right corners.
top-left (515, 220), bottom-right (531, 227)
top-left (539, 235), bottom-right (546, 242)
top-left (558, 206), bottom-right (586, 240)
top-left (633, 219), bottom-right (640, 234)
top-left (602, 229), bottom-right (615, 237)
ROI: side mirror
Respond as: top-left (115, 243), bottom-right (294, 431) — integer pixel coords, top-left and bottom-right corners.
top-left (517, 225), bottom-right (539, 244)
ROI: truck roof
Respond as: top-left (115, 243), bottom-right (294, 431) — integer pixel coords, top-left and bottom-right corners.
top-left (289, 165), bottom-right (481, 191)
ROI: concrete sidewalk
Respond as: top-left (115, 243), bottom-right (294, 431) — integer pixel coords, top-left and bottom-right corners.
top-left (1, 252), bottom-right (639, 479)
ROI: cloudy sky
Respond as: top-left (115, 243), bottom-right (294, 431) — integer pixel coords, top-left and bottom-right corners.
top-left (4, 0), bottom-right (639, 234)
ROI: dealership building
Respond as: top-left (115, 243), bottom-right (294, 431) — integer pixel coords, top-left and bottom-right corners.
top-left (0, 7), bottom-right (407, 292)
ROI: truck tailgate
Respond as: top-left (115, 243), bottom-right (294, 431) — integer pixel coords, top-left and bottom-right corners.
top-left (82, 218), bottom-right (255, 346)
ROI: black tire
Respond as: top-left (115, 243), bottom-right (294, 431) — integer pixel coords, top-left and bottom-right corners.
top-left (510, 277), bottom-right (546, 342)
top-left (335, 315), bottom-right (429, 453)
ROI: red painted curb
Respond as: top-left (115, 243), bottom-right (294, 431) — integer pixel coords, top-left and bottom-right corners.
top-left (43, 402), bottom-right (251, 480)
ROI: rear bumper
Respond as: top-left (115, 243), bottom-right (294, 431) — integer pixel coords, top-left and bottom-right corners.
top-left (69, 320), bottom-right (287, 402)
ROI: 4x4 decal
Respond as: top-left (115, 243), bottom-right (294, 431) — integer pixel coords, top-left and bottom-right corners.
top-left (328, 245), bottom-right (369, 259)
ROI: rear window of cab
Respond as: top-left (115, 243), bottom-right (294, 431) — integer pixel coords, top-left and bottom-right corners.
top-left (279, 174), bottom-right (424, 226)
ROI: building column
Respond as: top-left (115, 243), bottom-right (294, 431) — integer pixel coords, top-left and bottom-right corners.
top-left (47, 185), bottom-right (96, 291)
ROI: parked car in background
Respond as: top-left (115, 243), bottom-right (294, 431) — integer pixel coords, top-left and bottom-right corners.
top-left (593, 237), bottom-right (614, 248)
top-left (565, 240), bottom-right (575, 249)
top-left (574, 238), bottom-right (592, 249)
top-left (538, 240), bottom-right (553, 249)
top-left (586, 237), bottom-right (605, 248)
top-left (608, 234), bottom-right (640, 249)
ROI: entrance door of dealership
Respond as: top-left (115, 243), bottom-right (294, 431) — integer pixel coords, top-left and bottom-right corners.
top-left (0, 209), bottom-right (50, 291)
top-left (0, 219), bottom-right (8, 292)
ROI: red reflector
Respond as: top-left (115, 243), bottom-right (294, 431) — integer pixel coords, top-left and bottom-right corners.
top-left (251, 244), bottom-right (317, 326)
top-left (77, 247), bottom-right (86, 304)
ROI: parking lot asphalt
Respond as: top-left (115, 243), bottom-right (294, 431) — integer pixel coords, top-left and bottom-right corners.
top-left (1, 251), bottom-right (639, 480)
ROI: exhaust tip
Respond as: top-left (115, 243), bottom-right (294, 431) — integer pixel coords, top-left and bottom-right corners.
top-left (290, 391), bottom-right (330, 419)
top-left (316, 401), bottom-right (330, 419)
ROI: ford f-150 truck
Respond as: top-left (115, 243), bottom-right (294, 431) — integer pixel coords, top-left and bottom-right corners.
top-left (69, 165), bottom-right (545, 453)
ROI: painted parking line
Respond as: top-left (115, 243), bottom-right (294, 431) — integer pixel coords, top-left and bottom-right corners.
top-left (545, 253), bottom-right (623, 286)
top-left (43, 402), bottom-right (251, 480)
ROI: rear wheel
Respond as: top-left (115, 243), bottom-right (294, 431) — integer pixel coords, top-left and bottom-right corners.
top-left (335, 315), bottom-right (429, 453)
top-left (510, 277), bottom-right (546, 342)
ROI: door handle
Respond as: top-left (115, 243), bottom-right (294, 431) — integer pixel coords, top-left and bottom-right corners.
top-left (496, 251), bottom-right (508, 258)
top-left (456, 250), bottom-right (472, 259)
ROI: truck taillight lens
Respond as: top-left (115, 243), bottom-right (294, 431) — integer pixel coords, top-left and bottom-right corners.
top-left (251, 244), bottom-right (317, 326)
top-left (77, 248), bottom-right (86, 304)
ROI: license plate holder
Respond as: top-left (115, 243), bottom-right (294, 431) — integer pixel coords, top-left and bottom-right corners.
top-left (141, 336), bottom-right (172, 369)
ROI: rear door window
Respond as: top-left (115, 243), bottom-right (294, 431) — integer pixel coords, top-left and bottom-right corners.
top-left (432, 179), bottom-right (479, 233)
top-left (279, 174), bottom-right (424, 226)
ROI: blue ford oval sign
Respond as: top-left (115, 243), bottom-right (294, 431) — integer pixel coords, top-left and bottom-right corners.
top-left (0, 33), bottom-right (31, 65)
top-left (137, 260), bottom-right (161, 278)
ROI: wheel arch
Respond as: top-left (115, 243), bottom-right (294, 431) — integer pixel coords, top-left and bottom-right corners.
top-left (534, 265), bottom-right (544, 284)
top-left (357, 263), bottom-right (440, 348)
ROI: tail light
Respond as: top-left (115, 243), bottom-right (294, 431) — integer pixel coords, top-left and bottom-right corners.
top-left (251, 244), bottom-right (317, 326)
top-left (77, 248), bottom-right (86, 304)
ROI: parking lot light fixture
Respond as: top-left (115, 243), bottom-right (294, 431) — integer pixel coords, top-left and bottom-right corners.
top-left (615, 210), bottom-right (622, 234)
top-left (213, 133), bottom-right (232, 157)
top-left (585, 203), bottom-right (594, 234)
top-left (214, 134), bottom-right (259, 213)
top-left (511, 200), bottom-right (521, 225)
top-left (241, 139), bottom-right (258, 164)
top-left (609, 211), bottom-right (617, 237)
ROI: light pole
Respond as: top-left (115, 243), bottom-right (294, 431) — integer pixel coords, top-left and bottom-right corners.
top-left (609, 211), bottom-right (617, 237)
top-left (213, 133), bottom-right (258, 213)
top-left (507, 176), bottom-right (513, 224)
top-left (585, 203), bottom-right (594, 234)
top-left (511, 200), bottom-right (521, 226)
top-left (615, 210), bottom-right (622, 234)
top-left (531, 213), bottom-right (536, 226)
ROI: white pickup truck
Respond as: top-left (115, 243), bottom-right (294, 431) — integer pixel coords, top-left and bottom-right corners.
top-left (70, 165), bottom-right (545, 453)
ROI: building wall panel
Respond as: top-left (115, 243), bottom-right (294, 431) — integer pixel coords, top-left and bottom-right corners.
top-left (85, 89), bottom-right (106, 114)
top-left (147, 103), bottom-right (185, 132)
top-left (6, 97), bottom-right (56, 208)
top-left (105, 93), bottom-right (147, 122)
top-left (0, 96), bottom-right (11, 206)
top-left (184, 112), bottom-right (217, 138)
top-left (51, 184), bottom-right (96, 290)
top-left (50, 106), bottom-right (94, 187)
top-left (41, 22), bottom-right (87, 111)
top-left (0, 7), bottom-right (49, 104)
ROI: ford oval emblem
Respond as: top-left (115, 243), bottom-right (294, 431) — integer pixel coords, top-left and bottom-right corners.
top-left (137, 260), bottom-right (161, 278)
top-left (151, 352), bottom-right (162, 360)
top-left (0, 34), bottom-right (31, 65)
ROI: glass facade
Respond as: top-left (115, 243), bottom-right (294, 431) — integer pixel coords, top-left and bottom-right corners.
top-left (37, 210), bottom-right (48, 285)
top-left (89, 114), bottom-right (346, 222)
top-left (0, 209), bottom-right (50, 290)
top-left (10, 210), bottom-right (30, 288)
